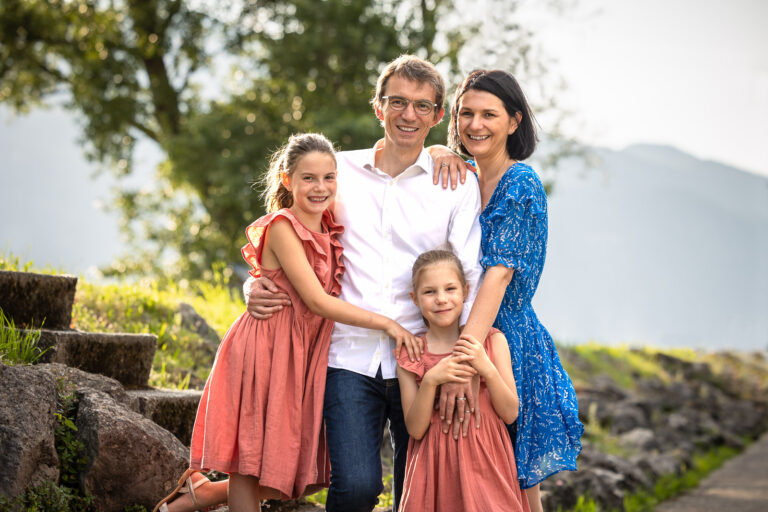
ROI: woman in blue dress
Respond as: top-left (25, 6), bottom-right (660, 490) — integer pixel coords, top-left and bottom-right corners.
top-left (447, 69), bottom-right (583, 512)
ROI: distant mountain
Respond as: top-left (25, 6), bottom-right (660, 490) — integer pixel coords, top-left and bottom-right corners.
top-left (533, 144), bottom-right (768, 351)
top-left (2, 112), bottom-right (766, 349)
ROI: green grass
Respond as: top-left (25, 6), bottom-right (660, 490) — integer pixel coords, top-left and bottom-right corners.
top-left (559, 342), bottom-right (674, 390)
top-left (0, 253), bottom-right (64, 274)
top-left (556, 442), bottom-right (743, 512)
top-left (0, 307), bottom-right (49, 365)
top-left (2, 252), bottom-right (244, 389)
top-left (72, 264), bottom-right (244, 389)
top-left (623, 444), bottom-right (740, 511)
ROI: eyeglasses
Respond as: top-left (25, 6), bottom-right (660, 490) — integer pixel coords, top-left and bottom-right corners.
top-left (381, 96), bottom-right (440, 116)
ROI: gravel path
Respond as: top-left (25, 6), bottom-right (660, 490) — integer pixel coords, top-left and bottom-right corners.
top-left (655, 431), bottom-right (768, 512)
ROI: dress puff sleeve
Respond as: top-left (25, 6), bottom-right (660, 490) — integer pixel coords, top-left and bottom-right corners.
top-left (480, 164), bottom-right (547, 276)
top-left (240, 209), bottom-right (345, 296)
top-left (393, 341), bottom-right (427, 379)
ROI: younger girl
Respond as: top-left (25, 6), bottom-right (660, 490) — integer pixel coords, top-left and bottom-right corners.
top-left (154, 133), bottom-right (419, 512)
top-left (396, 250), bottom-right (530, 512)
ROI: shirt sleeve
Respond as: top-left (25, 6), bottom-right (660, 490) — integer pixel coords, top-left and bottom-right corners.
top-left (480, 172), bottom-right (547, 276)
top-left (447, 175), bottom-right (484, 323)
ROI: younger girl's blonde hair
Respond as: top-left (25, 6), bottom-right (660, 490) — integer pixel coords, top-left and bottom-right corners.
top-left (260, 133), bottom-right (336, 212)
top-left (411, 249), bottom-right (467, 291)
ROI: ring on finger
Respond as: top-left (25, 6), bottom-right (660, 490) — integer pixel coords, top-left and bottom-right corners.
top-left (440, 162), bottom-right (448, 168)
top-left (456, 397), bottom-right (466, 401)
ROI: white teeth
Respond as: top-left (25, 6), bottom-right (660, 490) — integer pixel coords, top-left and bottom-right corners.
top-left (399, 126), bottom-right (418, 132)
top-left (468, 135), bottom-right (489, 141)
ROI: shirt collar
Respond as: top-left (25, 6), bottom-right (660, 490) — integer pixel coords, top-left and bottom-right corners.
top-left (365, 141), bottom-right (432, 178)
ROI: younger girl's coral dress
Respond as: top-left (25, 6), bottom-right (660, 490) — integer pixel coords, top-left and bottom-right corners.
top-left (396, 329), bottom-right (530, 512)
top-left (188, 208), bottom-right (344, 499)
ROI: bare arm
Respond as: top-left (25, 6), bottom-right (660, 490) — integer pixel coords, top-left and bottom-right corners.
top-left (426, 145), bottom-right (474, 189)
top-left (460, 264), bottom-right (514, 343)
top-left (398, 356), bottom-right (475, 440)
top-left (269, 219), bottom-right (422, 360)
top-left (244, 276), bottom-right (291, 319)
top-left (454, 333), bottom-right (518, 424)
top-left (438, 172), bottom-right (485, 433)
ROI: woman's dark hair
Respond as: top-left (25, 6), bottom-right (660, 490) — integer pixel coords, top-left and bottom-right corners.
top-left (447, 69), bottom-right (537, 161)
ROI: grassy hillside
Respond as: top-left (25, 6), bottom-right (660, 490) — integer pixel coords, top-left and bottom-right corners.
top-left (4, 254), bottom-right (768, 511)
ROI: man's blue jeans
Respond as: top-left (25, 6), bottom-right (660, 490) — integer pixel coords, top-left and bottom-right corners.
top-left (323, 366), bottom-right (409, 512)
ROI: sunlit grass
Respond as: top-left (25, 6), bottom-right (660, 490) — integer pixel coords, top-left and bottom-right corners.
top-left (559, 342), bottom-right (673, 390)
top-left (72, 268), bottom-right (244, 390)
top-left (0, 307), bottom-right (49, 365)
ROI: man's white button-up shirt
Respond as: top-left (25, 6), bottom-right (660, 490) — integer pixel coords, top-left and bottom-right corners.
top-left (329, 147), bottom-right (483, 379)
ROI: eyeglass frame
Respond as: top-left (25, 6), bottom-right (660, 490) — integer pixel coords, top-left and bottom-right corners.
top-left (381, 95), bottom-right (441, 116)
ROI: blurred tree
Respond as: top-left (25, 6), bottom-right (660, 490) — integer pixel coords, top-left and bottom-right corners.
top-left (0, 0), bottom-right (570, 279)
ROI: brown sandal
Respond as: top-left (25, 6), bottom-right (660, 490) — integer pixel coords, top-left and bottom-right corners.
top-left (153, 469), bottom-right (210, 512)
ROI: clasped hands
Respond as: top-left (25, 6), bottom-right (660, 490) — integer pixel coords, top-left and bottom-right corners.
top-left (435, 335), bottom-right (483, 440)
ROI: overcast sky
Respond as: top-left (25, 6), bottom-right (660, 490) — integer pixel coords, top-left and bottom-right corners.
top-left (520, 0), bottom-right (768, 176)
top-left (2, 0), bottom-right (766, 275)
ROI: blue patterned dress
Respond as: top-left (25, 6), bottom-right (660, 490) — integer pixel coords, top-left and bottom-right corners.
top-left (479, 162), bottom-right (583, 489)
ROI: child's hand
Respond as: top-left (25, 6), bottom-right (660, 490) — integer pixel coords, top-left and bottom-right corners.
top-left (386, 321), bottom-right (423, 362)
top-left (424, 354), bottom-right (476, 387)
top-left (453, 334), bottom-right (494, 377)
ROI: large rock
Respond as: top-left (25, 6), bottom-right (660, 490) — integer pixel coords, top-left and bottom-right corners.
top-left (75, 390), bottom-right (189, 511)
top-left (631, 452), bottom-right (682, 479)
top-left (128, 389), bottom-right (203, 446)
top-left (0, 363), bottom-right (59, 497)
top-left (608, 401), bottom-right (649, 434)
top-left (716, 399), bottom-right (767, 438)
top-left (177, 302), bottom-right (220, 347)
top-left (38, 363), bottom-right (138, 410)
top-left (35, 329), bottom-right (157, 388)
top-left (0, 270), bottom-right (77, 330)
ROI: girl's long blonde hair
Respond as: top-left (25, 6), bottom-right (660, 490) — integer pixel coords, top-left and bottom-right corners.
top-left (260, 133), bottom-right (336, 212)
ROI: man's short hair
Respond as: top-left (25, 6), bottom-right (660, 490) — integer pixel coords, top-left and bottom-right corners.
top-left (372, 55), bottom-right (445, 117)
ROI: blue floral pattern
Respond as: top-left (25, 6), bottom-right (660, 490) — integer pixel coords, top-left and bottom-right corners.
top-left (479, 162), bottom-right (584, 489)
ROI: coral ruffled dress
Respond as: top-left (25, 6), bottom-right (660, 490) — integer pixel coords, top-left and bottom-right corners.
top-left (188, 208), bottom-right (344, 499)
top-left (396, 329), bottom-right (530, 512)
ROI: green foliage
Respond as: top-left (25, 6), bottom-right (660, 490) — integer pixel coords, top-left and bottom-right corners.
top-left (0, 253), bottom-right (62, 274)
top-left (0, 307), bottom-right (48, 365)
top-left (1, 0), bottom-right (571, 279)
top-left (559, 495), bottom-right (599, 512)
top-left (72, 264), bottom-right (244, 389)
top-left (559, 342), bottom-right (671, 390)
top-left (122, 506), bottom-right (148, 512)
top-left (0, 481), bottom-right (94, 512)
top-left (54, 381), bottom-right (90, 491)
top-left (0, 382), bottom-right (96, 512)
top-left (0, 253), bottom-right (34, 272)
top-left (377, 471), bottom-right (395, 508)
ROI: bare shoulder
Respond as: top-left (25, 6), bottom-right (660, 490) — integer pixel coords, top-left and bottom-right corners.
top-left (263, 216), bottom-right (302, 254)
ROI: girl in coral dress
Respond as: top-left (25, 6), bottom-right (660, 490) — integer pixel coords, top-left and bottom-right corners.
top-left (396, 250), bottom-right (530, 512)
top-left (154, 133), bottom-right (420, 512)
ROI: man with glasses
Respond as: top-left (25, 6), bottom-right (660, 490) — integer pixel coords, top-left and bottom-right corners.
top-left (247, 55), bottom-right (482, 512)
